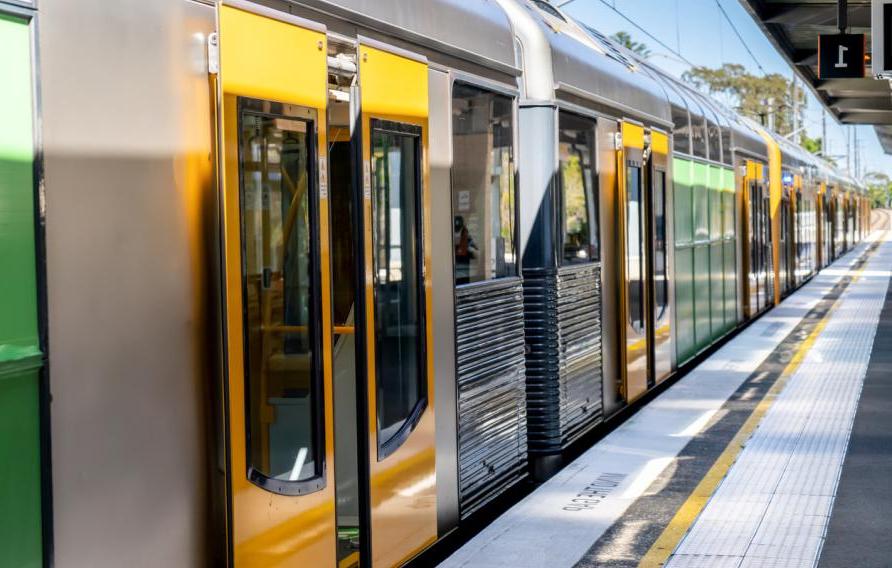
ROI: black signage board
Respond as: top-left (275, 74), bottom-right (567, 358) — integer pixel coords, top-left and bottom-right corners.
top-left (819, 33), bottom-right (865, 78)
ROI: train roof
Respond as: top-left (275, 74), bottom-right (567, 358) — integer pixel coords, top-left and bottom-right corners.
top-left (306, 0), bottom-right (864, 193)
top-left (293, 0), bottom-right (518, 75)
top-left (499, 0), bottom-right (671, 126)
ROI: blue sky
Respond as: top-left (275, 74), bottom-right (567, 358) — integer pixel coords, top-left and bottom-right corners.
top-left (558, 0), bottom-right (892, 179)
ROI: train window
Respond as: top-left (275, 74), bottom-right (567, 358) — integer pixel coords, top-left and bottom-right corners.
top-left (559, 111), bottom-right (599, 264)
top-left (706, 120), bottom-right (721, 163)
top-left (370, 120), bottom-right (427, 459)
top-left (795, 191), bottom-right (803, 271)
top-left (721, 126), bottom-right (732, 165)
top-left (654, 169), bottom-right (668, 320)
top-left (531, 0), bottom-right (567, 21)
top-left (749, 182), bottom-right (760, 306)
top-left (451, 83), bottom-right (517, 285)
top-left (238, 100), bottom-right (323, 487)
top-left (690, 116), bottom-right (707, 159)
top-left (670, 102), bottom-right (691, 155)
top-left (626, 164), bottom-right (645, 332)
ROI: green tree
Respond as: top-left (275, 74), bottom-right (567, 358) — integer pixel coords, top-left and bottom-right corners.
top-left (611, 31), bottom-right (652, 58)
top-left (801, 135), bottom-right (821, 155)
top-left (681, 63), bottom-right (805, 138)
top-left (863, 171), bottom-right (892, 208)
top-left (800, 135), bottom-right (838, 167)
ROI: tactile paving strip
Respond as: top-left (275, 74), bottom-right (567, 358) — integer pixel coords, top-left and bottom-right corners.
top-left (666, 233), bottom-right (892, 568)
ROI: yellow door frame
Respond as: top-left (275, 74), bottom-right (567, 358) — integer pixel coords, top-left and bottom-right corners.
top-left (357, 40), bottom-right (438, 567)
top-left (216, 2), bottom-right (336, 565)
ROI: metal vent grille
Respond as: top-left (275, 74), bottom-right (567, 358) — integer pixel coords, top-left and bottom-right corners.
top-left (523, 263), bottom-right (603, 456)
top-left (583, 25), bottom-right (636, 69)
top-left (456, 279), bottom-right (528, 518)
top-left (556, 263), bottom-right (603, 445)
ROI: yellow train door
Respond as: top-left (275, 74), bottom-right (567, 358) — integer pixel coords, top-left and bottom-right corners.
top-left (215, 2), bottom-right (336, 565)
top-left (618, 121), bottom-right (648, 401)
top-left (649, 131), bottom-right (672, 385)
top-left (618, 124), bottom-right (672, 397)
top-left (356, 40), bottom-right (438, 567)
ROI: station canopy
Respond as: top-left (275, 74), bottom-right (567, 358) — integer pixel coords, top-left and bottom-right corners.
top-left (740, 0), bottom-right (892, 153)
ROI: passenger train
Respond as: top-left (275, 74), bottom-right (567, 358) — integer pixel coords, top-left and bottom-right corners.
top-left (0, 0), bottom-right (870, 566)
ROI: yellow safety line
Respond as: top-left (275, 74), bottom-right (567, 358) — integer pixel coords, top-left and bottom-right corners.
top-left (639, 293), bottom-right (842, 567)
top-left (338, 551), bottom-right (359, 568)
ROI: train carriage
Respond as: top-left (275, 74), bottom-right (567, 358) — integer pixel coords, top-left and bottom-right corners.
top-left (0, 0), bottom-right (871, 566)
top-left (498, 0), bottom-right (676, 479)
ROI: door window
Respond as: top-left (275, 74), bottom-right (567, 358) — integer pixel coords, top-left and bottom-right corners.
top-left (370, 120), bottom-right (426, 459)
top-left (238, 99), bottom-right (323, 489)
top-left (653, 169), bottom-right (668, 321)
top-left (626, 164), bottom-right (645, 333)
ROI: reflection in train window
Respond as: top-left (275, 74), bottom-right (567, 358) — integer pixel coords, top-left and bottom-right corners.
top-left (370, 120), bottom-right (426, 458)
top-left (626, 165), bottom-right (644, 333)
top-left (670, 102), bottom-right (691, 155)
top-left (706, 119), bottom-right (721, 163)
top-left (451, 83), bottom-right (517, 285)
top-left (238, 102), bottom-right (322, 485)
top-left (559, 112), bottom-right (599, 264)
top-left (654, 170), bottom-right (668, 321)
top-left (531, 0), bottom-right (567, 21)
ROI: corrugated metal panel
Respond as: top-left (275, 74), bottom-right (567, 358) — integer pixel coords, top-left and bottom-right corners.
top-left (555, 263), bottom-right (603, 445)
top-left (455, 279), bottom-right (527, 518)
top-left (523, 263), bottom-right (603, 456)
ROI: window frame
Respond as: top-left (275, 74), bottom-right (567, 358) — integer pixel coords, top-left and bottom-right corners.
top-left (236, 97), bottom-right (327, 496)
top-left (449, 80), bottom-right (520, 287)
top-left (368, 118), bottom-right (429, 461)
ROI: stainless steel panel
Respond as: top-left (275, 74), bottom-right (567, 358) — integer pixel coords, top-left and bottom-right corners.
top-left (292, 0), bottom-right (517, 74)
top-left (455, 279), bottom-right (527, 517)
top-left (40, 0), bottom-right (216, 565)
top-left (730, 115), bottom-right (769, 160)
top-left (523, 263), bottom-right (602, 456)
top-left (554, 263), bottom-right (603, 443)
top-left (429, 67), bottom-right (460, 534)
top-left (549, 30), bottom-right (670, 126)
top-left (517, 105), bottom-right (557, 266)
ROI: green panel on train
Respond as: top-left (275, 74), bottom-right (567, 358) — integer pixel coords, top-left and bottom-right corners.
top-left (673, 157), bottom-right (696, 362)
top-left (0, 12), bottom-right (43, 568)
top-left (722, 169), bottom-right (738, 331)
top-left (708, 166), bottom-right (724, 340)
top-left (691, 162), bottom-right (711, 350)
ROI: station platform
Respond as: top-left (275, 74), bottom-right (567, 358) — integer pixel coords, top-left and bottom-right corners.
top-left (442, 212), bottom-right (892, 568)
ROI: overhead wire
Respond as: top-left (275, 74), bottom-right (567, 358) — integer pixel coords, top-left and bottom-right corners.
top-left (584, 0), bottom-right (697, 68)
top-left (713, 0), bottom-right (767, 74)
